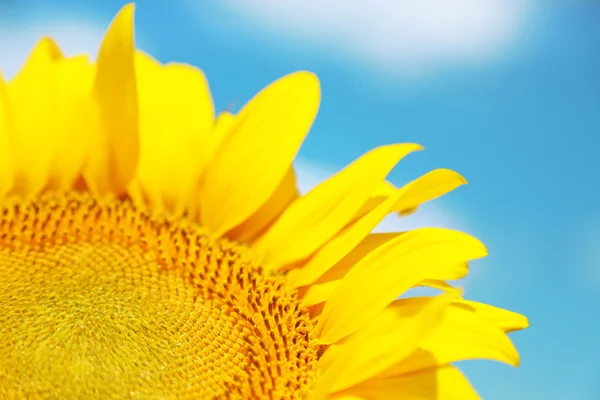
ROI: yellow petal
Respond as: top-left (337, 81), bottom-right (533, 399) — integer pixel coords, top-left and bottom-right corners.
top-left (200, 71), bottom-right (320, 235)
top-left (289, 168), bottom-right (471, 288)
top-left (0, 73), bottom-right (13, 197)
top-left (317, 295), bottom-right (452, 394)
top-left (46, 55), bottom-right (95, 190)
top-left (315, 228), bottom-right (487, 344)
top-left (301, 239), bottom-right (467, 308)
top-left (380, 302), bottom-right (520, 378)
top-left (255, 143), bottom-right (423, 271)
top-left (417, 279), bottom-right (463, 296)
top-left (302, 270), bottom-right (465, 309)
top-left (372, 180), bottom-right (396, 197)
top-left (454, 300), bottom-right (529, 333)
top-left (6, 37), bottom-right (62, 196)
top-left (228, 166), bottom-right (299, 242)
top-left (288, 193), bottom-right (402, 289)
top-left (301, 233), bottom-right (402, 306)
top-left (392, 168), bottom-right (466, 213)
top-left (134, 51), bottom-right (214, 215)
top-left (352, 168), bottom-right (465, 224)
top-left (301, 280), bottom-right (338, 307)
top-left (209, 111), bottom-right (236, 157)
top-left (339, 366), bottom-right (480, 400)
top-left (85, 3), bottom-right (138, 195)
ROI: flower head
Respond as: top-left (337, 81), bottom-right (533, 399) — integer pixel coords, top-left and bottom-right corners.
top-left (0, 4), bottom-right (528, 399)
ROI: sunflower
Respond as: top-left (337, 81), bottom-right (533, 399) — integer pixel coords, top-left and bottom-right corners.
top-left (0, 3), bottom-right (528, 400)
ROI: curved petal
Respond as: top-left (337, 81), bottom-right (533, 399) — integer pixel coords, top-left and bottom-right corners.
top-left (134, 51), bottom-right (214, 215)
top-left (287, 194), bottom-right (401, 289)
top-left (353, 168), bottom-right (466, 223)
top-left (6, 37), bottom-right (62, 196)
top-left (392, 169), bottom-right (467, 213)
top-left (46, 55), bottom-right (95, 190)
top-left (227, 166), bottom-right (299, 242)
top-left (453, 300), bottom-right (529, 333)
top-left (84, 3), bottom-right (138, 195)
top-left (379, 302), bottom-right (520, 378)
top-left (315, 228), bottom-right (487, 344)
top-left (316, 295), bottom-right (451, 394)
top-left (200, 71), bottom-right (320, 235)
top-left (255, 143), bottom-right (422, 271)
top-left (288, 167), bottom-right (469, 289)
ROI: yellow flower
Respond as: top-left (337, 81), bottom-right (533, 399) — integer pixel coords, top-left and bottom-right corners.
top-left (0, 4), bottom-right (528, 400)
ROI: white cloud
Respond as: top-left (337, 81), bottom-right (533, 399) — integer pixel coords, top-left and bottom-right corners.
top-left (221, 0), bottom-right (532, 75)
top-left (0, 19), bottom-right (106, 79)
top-left (295, 158), bottom-right (462, 232)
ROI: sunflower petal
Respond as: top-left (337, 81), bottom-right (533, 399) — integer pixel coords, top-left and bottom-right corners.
top-left (315, 228), bottom-right (487, 344)
top-left (6, 38), bottom-right (62, 196)
top-left (340, 366), bottom-right (480, 400)
top-left (417, 279), bottom-right (463, 296)
top-left (301, 234), bottom-right (403, 307)
top-left (318, 295), bottom-right (452, 394)
top-left (85, 3), bottom-right (138, 195)
top-left (352, 168), bottom-right (465, 224)
top-left (288, 193), bottom-right (402, 289)
top-left (454, 300), bottom-right (529, 333)
top-left (0, 73), bottom-right (13, 196)
top-left (255, 143), bottom-right (423, 271)
top-left (134, 52), bottom-right (214, 215)
top-left (392, 168), bottom-right (467, 213)
top-left (380, 302), bottom-right (520, 378)
top-left (200, 71), bottom-right (320, 235)
top-left (316, 232), bottom-right (402, 281)
top-left (46, 55), bottom-right (95, 190)
top-left (209, 111), bottom-right (236, 155)
top-left (301, 238), bottom-right (467, 308)
top-left (228, 166), bottom-right (299, 242)
top-left (289, 168), bottom-right (470, 288)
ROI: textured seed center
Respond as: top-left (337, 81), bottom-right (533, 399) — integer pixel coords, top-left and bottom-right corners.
top-left (0, 193), bottom-right (319, 399)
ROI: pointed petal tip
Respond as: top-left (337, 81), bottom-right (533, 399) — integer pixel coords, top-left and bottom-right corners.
top-left (507, 340), bottom-right (521, 367)
top-left (104, 3), bottom-right (136, 43)
top-left (401, 143), bottom-right (424, 152)
top-left (513, 353), bottom-right (521, 367)
top-left (509, 314), bottom-right (530, 333)
top-left (37, 37), bottom-right (63, 59)
top-left (479, 242), bottom-right (489, 258)
top-left (89, 0), bottom-right (139, 195)
top-left (438, 168), bottom-right (468, 185)
top-left (117, 3), bottom-right (136, 18)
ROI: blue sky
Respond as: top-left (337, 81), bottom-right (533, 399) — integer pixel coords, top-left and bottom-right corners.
top-left (1, 0), bottom-right (598, 398)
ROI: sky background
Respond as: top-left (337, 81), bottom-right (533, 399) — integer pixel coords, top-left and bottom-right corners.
top-left (1, 0), bottom-right (598, 398)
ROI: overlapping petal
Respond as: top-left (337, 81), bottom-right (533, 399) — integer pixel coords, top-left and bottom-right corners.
top-left (134, 51), bottom-right (214, 215)
top-left (5, 38), bottom-right (62, 196)
top-left (255, 144), bottom-right (422, 271)
top-left (84, 3), bottom-right (139, 195)
top-left (200, 71), bottom-right (320, 235)
top-left (315, 228), bottom-right (487, 344)
top-left (0, 3), bottom-right (528, 399)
